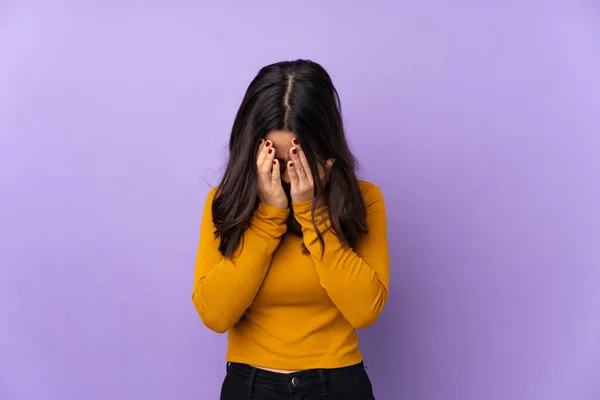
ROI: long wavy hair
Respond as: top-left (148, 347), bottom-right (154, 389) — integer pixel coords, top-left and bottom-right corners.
top-left (212, 59), bottom-right (368, 258)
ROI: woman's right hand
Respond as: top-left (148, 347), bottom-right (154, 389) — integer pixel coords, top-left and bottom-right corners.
top-left (256, 139), bottom-right (288, 209)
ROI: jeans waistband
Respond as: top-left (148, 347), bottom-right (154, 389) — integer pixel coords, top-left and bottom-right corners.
top-left (226, 361), bottom-right (365, 396)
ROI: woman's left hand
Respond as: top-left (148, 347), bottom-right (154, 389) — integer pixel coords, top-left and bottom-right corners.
top-left (287, 139), bottom-right (334, 203)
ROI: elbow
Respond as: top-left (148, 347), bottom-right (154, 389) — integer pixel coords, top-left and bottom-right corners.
top-left (349, 292), bottom-right (388, 330)
top-left (349, 310), bottom-right (381, 330)
top-left (191, 292), bottom-right (233, 334)
top-left (200, 313), bottom-right (231, 334)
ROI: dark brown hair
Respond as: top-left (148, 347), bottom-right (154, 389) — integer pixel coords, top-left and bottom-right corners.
top-left (212, 59), bottom-right (368, 258)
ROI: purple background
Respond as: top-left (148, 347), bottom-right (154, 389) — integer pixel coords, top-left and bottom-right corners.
top-left (1, 2), bottom-right (599, 399)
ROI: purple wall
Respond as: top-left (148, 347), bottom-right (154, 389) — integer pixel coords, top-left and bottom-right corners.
top-left (1, 2), bottom-right (599, 399)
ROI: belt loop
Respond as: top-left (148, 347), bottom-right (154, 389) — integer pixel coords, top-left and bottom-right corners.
top-left (318, 369), bottom-right (328, 395)
top-left (247, 367), bottom-right (257, 397)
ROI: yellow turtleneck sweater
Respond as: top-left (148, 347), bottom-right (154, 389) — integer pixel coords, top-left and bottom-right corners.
top-left (192, 180), bottom-right (390, 370)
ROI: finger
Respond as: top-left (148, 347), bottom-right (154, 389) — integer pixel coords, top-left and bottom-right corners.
top-left (318, 158), bottom-right (335, 182)
top-left (290, 147), bottom-right (309, 185)
top-left (256, 140), bottom-right (271, 172)
top-left (255, 139), bottom-right (265, 161)
top-left (287, 160), bottom-right (299, 189)
top-left (271, 159), bottom-right (281, 184)
top-left (317, 163), bottom-right (326, 182)
top-left (256, 138), bottom-right (264, 153)
top-left (296, 146), bottom-right (313, 186)
top-left (260, 145), bottom-right (276, 174)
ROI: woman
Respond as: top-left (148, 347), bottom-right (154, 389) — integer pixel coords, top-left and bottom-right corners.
top-left (192, 59), bottom-right (389, 400)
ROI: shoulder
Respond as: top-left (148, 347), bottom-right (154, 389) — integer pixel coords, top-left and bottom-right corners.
top-left (203, 186), bottom-right (220, 208)
top-left (358, 180), bottom-right (384, 206)
top-left (208, 186), bottom-right (219, 197)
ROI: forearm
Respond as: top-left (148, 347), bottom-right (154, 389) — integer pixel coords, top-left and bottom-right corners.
top-left (192, 195), bottom-right (289, 333)
top-left (192, 224), bottom-right (281, 333)
top-left (303, 222), bottom-right (388, 328)
top-left (293, 193), bottom-right (390, 329)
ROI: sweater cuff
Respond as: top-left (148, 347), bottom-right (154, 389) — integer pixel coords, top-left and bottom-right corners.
top-left (291, 199), bottom-right (313, 214)
top-left (251, 203), bottom-right (290, 238)
top-left (292, 200), bottom-right (330, 230)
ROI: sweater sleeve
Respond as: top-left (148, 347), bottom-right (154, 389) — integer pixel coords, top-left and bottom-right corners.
top-left (192, 188), bottom-right (289, 333)
top-left (291, 183), bottom-right (390, 329)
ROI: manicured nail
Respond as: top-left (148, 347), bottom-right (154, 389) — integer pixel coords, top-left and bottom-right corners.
top-left (291, 148), bottom-right (297, 154)
top-left (293, 138), bottom-right (299, 145)
top-left (272, 160), bottom-right (277, 165)
top-left (268, 148), bottom-right (273, 154)
top-left (288, 161), bottom-right (294, 167)
top-left (265, 141), bottom-right (271, 147)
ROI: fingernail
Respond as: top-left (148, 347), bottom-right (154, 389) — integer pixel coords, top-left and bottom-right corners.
top-left (272, 160), bottom-right (277, 165)
top-left (293, 138), bottom-right (299, 145)
top-left (289, 161), bottom-right (294, 167)
top-left (265, 141), bottom-right (271, 147)
top-left (268, 148), bottom-right (273, 154)
top-left (291, 148), bottom-right (297, 154)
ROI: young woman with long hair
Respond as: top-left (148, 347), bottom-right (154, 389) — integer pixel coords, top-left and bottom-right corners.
top-left (192, 59), bottom-right (389, 400)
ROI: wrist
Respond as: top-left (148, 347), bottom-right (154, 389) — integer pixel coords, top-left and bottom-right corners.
top-left (256, 202), bottom-right (290, 222)
top-left (260, 201), bottom-right (288, 209)
top-left (291, 199), bottom-right (312, 210)
top-left (258, 195), bottom-right (288, 209)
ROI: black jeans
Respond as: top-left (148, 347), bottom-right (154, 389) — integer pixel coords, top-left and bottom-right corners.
top-left (220, 361), bottom-right (375, 400)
